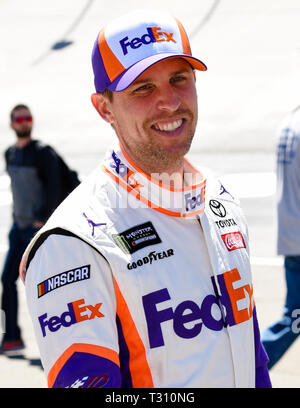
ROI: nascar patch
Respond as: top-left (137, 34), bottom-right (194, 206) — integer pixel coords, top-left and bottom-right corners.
top-left (37, 265), bottom-right (90, 298)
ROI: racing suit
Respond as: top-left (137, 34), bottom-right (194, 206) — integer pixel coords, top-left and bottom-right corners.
top-left (21, 143), bottom-right (271, 388)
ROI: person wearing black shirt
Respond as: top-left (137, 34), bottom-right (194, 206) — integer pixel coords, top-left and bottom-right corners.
top-left (0, 104), bottom-right (80, 353)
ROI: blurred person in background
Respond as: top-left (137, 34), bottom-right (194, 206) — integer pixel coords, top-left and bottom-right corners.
top-left (262, 106), bottom-right (300, 369)
top-left (0, 104), bottom-right (80, 354)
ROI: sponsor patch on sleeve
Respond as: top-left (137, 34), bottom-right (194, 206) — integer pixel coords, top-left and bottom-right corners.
top-left (37, 265), bottom-right (91, 298)
top-left (221, 232), bottom-right (246, 252)
top-left (112, 221), bottom-right (161, 254)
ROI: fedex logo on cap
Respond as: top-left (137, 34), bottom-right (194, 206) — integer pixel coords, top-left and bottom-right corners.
top-left (120, 26), bottom-right (176, 55)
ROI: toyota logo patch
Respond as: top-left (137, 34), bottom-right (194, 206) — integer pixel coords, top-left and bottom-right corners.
top-left (209, 200), bottom-right (226, 217)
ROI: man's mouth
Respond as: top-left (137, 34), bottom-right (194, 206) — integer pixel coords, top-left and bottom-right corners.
top-left (152, 119), bottom-right (184, 132)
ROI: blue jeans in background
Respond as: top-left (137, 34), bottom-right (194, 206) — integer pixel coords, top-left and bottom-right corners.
top-left (1, 223), bottom-right (38, 343)
top-left (261, 255), bottom-right (300, 369)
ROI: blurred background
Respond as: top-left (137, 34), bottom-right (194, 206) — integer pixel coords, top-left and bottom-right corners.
top-left (0, 0), bottom-right (299, 387)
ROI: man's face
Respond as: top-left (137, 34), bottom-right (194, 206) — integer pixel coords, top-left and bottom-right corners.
top-left (11, 108), bottom-right (33, 138)
top-left (101, 58), bottom-right (198, 173)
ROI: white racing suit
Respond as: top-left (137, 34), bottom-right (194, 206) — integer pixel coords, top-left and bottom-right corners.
top-left (20, 143), bottom-right (271, 388)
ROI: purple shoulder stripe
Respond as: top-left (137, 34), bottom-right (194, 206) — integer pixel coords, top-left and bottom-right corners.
top-left (52, 352), bottom-right (121, 388)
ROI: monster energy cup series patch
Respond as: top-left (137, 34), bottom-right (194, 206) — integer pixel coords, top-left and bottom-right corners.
top-left (112, 222), bottom-right (162, 254)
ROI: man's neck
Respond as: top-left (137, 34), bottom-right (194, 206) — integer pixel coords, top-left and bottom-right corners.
top-left (149, 167), bottom-right (185, 189)
top-left (118, 143), bottom-right (203, 189)
top-left (16, 136), bottom-right (32, 149)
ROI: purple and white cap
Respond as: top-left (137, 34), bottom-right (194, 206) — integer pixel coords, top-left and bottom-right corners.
top-left (92, 10), bottom-right (207, 92)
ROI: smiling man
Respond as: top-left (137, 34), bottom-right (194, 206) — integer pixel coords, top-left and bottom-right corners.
top-left (92, 58), bottom-right (198, 180)
top-left (21, 10), bottom-right (271, 388)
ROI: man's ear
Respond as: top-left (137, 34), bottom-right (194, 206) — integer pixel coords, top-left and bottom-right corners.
top-left (91, 93), bottom-right (114, 124)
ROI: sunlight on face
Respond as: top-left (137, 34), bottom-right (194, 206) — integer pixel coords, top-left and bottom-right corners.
top-left (110, 58), bottom-right (198, 174)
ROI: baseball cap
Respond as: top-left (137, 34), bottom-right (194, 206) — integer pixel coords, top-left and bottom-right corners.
top-left (92, 10), bottom-right (207, 93)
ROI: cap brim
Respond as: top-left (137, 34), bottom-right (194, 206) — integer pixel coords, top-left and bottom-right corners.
top-left (107, 53), bottom-right (207, 92)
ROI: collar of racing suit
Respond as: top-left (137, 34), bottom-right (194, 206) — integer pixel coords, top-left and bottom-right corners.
top-left (101, 142), bottom-right (207, 218)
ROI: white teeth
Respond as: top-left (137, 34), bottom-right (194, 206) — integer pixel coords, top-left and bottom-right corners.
top-left (154, 119), bottom-right (183, 132)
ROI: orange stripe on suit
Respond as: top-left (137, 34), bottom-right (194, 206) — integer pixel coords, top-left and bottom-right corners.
top-left (113, 277), bottom-right (154, 387)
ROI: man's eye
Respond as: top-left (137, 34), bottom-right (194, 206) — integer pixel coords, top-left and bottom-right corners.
top-left (133, 84), bottom-right (153, 94)
top-left (171, 76), bottom-right (186, 84)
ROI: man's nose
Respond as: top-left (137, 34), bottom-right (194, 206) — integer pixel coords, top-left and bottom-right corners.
top-left (156, 86), bottom-right (181, 113)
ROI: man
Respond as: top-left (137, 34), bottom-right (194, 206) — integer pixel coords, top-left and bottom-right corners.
top-left (21, 10), bottom-right (271, 388)
top-left (262, 106), bottom-right (300, 368)
top-left (1, 104), bottom-right (79, 354)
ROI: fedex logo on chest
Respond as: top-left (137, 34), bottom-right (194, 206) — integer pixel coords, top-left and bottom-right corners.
top-left (120, 26), bottom-right (176, 55)
top-left (142, 268), bottom-right (254, 348)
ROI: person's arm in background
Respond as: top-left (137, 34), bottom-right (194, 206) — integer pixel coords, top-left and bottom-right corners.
top-left (36, 145), bottom-right (65, 222)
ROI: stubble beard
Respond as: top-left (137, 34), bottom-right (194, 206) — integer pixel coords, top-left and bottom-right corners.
top-left (118, 110), bottom-right (196, 175)
top-left (133, 131), bottom-right (194, 174)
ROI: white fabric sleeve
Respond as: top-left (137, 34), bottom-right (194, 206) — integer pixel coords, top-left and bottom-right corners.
top-left (24, 233), bottom-right (121, 388)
